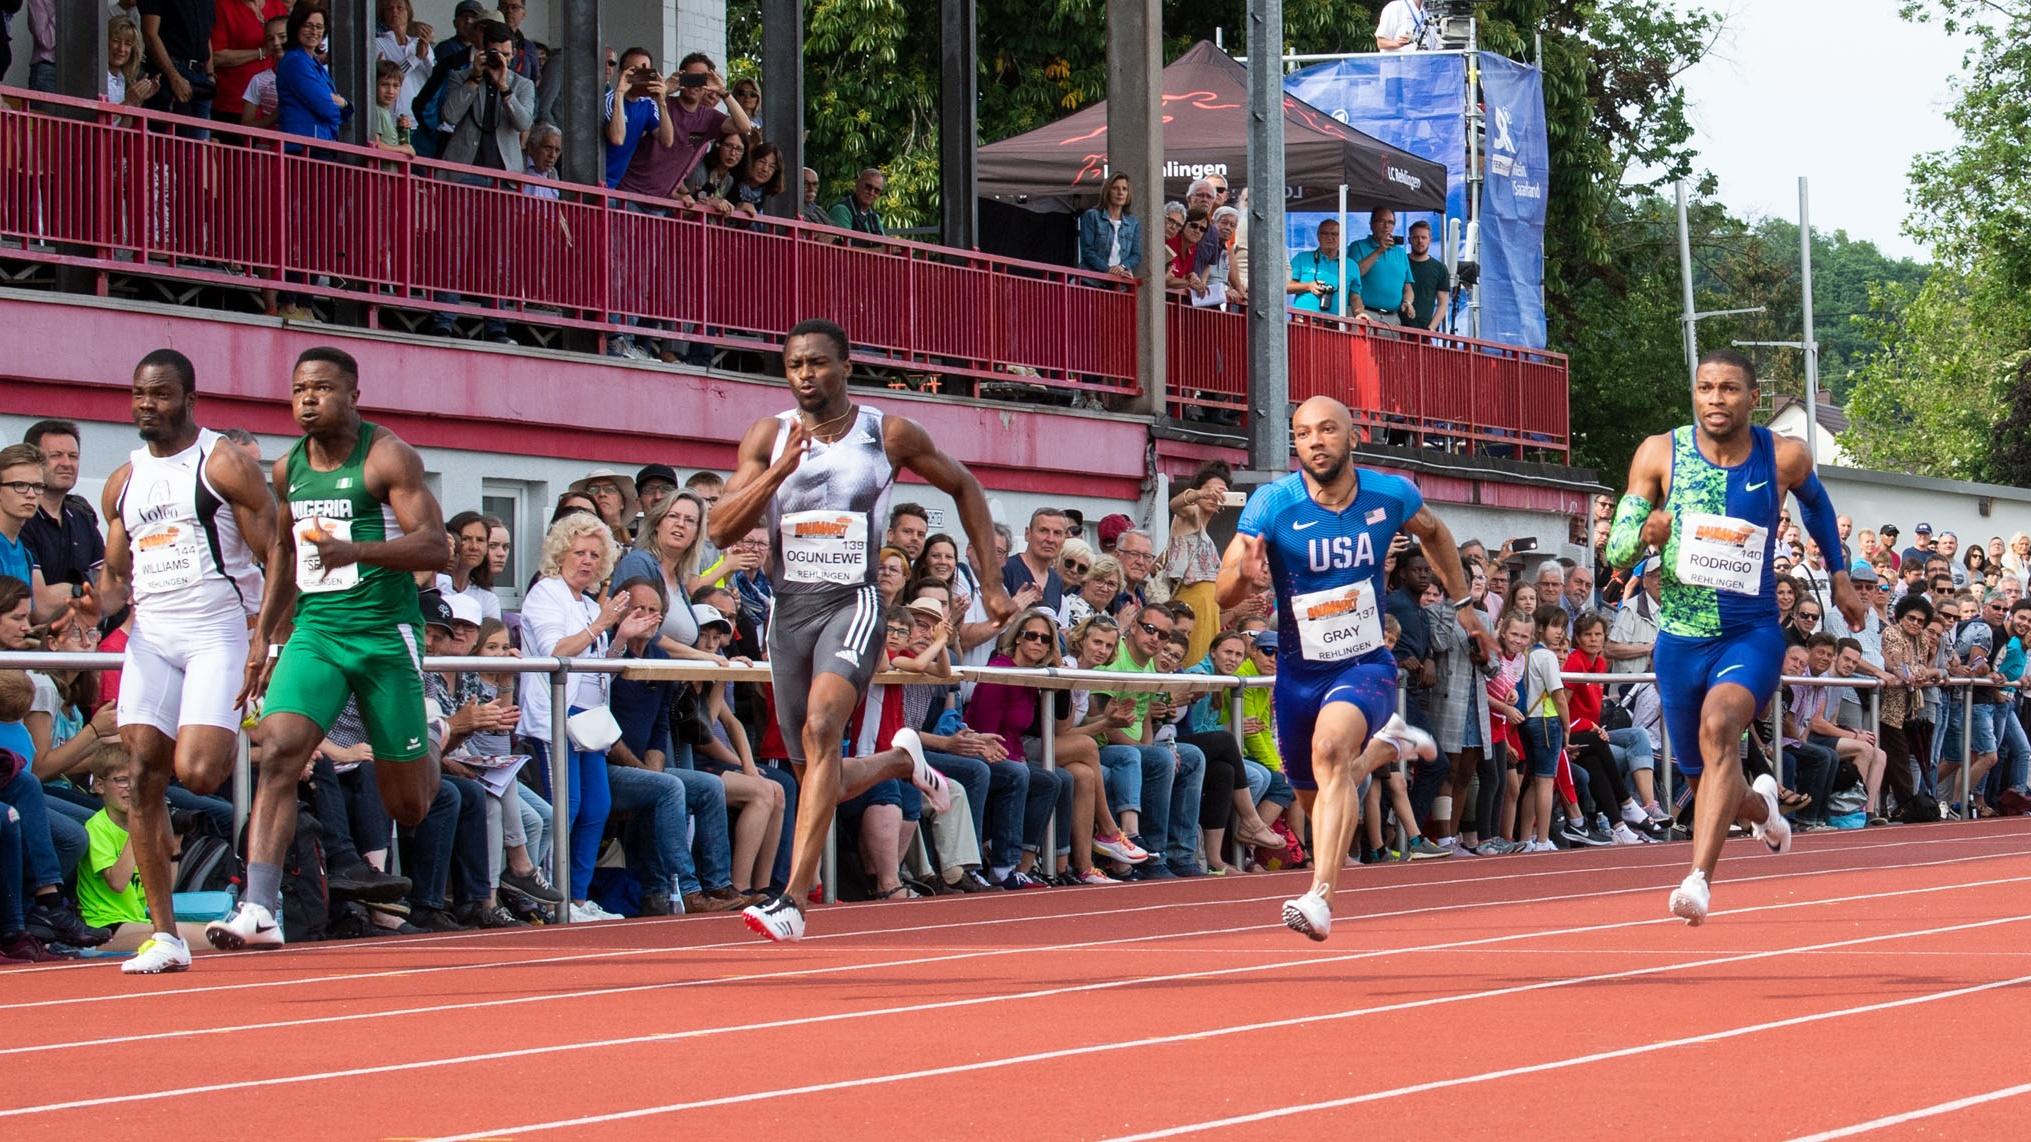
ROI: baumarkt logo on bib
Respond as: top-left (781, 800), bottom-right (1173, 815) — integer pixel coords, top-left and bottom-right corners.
top-left (1692, 521), bottom-right (1754, 546)
top-left (791, 516), bottom-right (855, 538)
top-left (1304, 588), bottom-right (1363, 622)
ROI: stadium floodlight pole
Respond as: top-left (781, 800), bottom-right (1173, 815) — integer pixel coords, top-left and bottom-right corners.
top-left (1676, 181), bottom-right (1767, 389)
top-left (1798, 176), bottom-right (1823, 461)
top-left (1245, 0), bottom-right (1290, 474)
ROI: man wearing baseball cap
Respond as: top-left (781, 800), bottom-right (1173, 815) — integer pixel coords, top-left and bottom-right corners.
top-left (1876, 524), bottom-right (1902, 572)
top-left (1900, 522), bottom-right (1934, 571)
top-left (635, 465), bottom-right (679, 516)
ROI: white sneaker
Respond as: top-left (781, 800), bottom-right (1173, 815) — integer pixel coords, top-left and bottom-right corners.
top-left (121, 932), bottom-right (192, 974)
top-left (568, 900), bottom-right (621, 922)
top-left (894, 728), bottom-right (953, 815)
top-left (1621, 801), bottom-right (1652, 828)
top-left (1281, 889), bottom-right (1332, 942)
top-left (1522, 839), bottom-right (1555, 853)
top-left (1749, 775), bottom-right (1793, 855)
top-left (1093, 833), bottom-right (1151, 864)
top-left (1611, 822), bottom-right (1646, 846)
top-left (205, 901), bottom-right (283, 951)
top-left (742, 893), bottom-right (807, 943)
top-left (1373, 714), bottom-right (1437, 763)
top-left (1668, 869), bottom-right (1710, 926)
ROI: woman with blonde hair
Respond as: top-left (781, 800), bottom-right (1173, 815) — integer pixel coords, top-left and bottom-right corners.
top-left (612, 491), bottom-right (723, 660)
top-left (1166, 459), bottom-right (1234, 665)
top-left (518, 513), bottom-right (660, 920)
top-left (2004, 532), bottom-right (2031, 589)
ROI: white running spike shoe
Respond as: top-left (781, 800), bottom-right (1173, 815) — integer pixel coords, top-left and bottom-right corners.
top-left (1282, 889), bottom-right (1333, 942)
top-left (742, 893), bottom-right (807, 943)
top-left (895, 728), bottom-right (952, 815)
top-left (1668, 870), bottom-right (1711, 926)
top-left (1749, 774), bottom-right (1793, 855)
top-left (121, 933), bottom-right (192, 974)
top-left (1373, 714), bottom-right (1437, 763)
top-left (205, 901), bottom-right (283, 951)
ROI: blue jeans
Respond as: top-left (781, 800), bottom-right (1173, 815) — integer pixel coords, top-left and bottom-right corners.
top-left (1244, 758), bottom-right (1272, 804)
top-left (1785, 740), bottom-right (1837, 823)
top-left (526, 723), bottom-right (612, 901)
top-left (399, 775), bottom-right (487, 909)
top-left (756, 764), bottom-right (797, 892)
top-left (1, 769), bottom-right (75, 888)
top-left (1115, 742), bottom-right (1204, 865)
top-left (144, 59), bottom-right (214, 139)
top-left (1606, 726), bottom-right (1654, 776)
top-left (1022, 761), bottom-right (1072, 856)
top-left (1099, 744), bottom-right (1148, 820)
top-left (1520, 717), bottom-right (1565, 779)
top-left (609, 763), bottom-right (734, 896)
top-left (0, 801), bottom-right (23, 933)
top-left (1994, 703), bottom-right (2031, 792)
top-left (518, 784), bottom-right (552, 870)
top-left (167, 783), bottom-right (233, 835)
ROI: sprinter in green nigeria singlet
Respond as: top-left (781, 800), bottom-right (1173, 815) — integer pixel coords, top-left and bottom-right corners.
top-left (261, 421), bottom-right (431, 758)
top-left (213, 347), bottom-right (452, 953)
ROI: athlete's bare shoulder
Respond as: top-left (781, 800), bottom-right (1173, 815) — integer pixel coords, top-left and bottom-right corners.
top-left (100, 461), bottom-right (134, 522)
top-left (1772, 432), bottom-right (1816, 489)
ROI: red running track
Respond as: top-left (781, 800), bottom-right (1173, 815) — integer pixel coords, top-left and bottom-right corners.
top-left (8, 820), bottom-right (2031, 1140)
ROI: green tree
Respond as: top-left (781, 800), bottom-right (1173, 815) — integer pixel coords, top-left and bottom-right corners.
top-left (1839, 0), bottom-right (2031, 480)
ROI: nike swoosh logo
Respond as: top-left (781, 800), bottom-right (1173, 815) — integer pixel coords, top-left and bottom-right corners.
top-left (1717, 664), bottom-right (1744, 678)
top-left (1745, 480), bottom-right (1768, 491)
top-left (1293, 521), bottom-right (1318, 531)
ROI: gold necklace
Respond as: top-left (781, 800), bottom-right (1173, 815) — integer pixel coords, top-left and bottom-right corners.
top-left (803, 404), bottom-right (858, 442)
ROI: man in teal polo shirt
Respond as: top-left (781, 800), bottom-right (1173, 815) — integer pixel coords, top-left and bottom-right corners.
top-left (1348, 208), bottom-right (1415, 323)
top-left (1288, 219), bottom-right (1352, 316)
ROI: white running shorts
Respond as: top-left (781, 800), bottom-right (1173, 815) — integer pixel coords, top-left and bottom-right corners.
top-left (116, 621), bottom-right (252, 737)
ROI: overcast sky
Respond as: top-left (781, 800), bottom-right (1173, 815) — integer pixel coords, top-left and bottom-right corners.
top-left (1669, 0), bottom-right (1969, 263)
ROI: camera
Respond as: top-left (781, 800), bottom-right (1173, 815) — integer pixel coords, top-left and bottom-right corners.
top-left (486, 49), bottom-right (509, 69)
top-left (678, 73), bottom-right (709, 88)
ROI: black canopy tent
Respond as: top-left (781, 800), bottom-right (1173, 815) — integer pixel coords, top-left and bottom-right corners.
top-left (979, 40), bottom-right (1447, 212)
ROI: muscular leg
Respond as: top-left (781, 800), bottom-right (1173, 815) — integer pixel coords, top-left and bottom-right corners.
top-left (247, 712), bottom-right (321, 871)
top-left (1305, 702), bottom-right (1397, 899)
top-left (121, 725), bottom-right (183, 939)
top-left (786, 673), bottom-right (869, 900)
top-left (1688, 684), bottom-right (1767, 882)
top-left (373, 750), bottom-right (441, 827)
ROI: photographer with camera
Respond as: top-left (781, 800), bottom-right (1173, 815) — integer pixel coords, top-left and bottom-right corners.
top-left (1375, 0), bottom-right (1439, 52)
top-left (1287, 218), bottom-right (1350, 316)
top-left (441, 21), bottom-right (535, 173)
top-left (615, 52), bottom-right (754, 206)
top-left (603, 48), bottom-right (675, 189)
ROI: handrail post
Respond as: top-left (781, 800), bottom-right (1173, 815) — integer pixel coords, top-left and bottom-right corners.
top-left (1039, 690), bottom-right (1057, 875)
top-left (548, 661), bottom-right (573, 925)
top-left (1961, 681), bottom-right (1975, 814)
top-left (823, 819), bottom-right (839, 905)
top-left (1658, 712), bottom-right (1674, 813)
top-left (1770, 683), bottom-right (1785, 809)
top-left (1867, 685), bottom-right (1882, 818)
top-left (233, 727), bottom-right (253, 838)
top-left (1394, 685), bottom-right (1410, 859)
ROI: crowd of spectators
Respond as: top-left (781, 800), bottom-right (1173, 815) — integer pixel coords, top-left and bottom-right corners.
top-left (5, 404), bottom-right (2031, 963)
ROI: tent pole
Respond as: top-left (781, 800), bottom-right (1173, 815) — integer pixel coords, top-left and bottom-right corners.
top-left (1465, 19), bottom-right (1483, 340)
top-left (1336, 183), bottom-right (1349, 318)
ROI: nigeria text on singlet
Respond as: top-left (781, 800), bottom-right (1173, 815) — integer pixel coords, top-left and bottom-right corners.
top-left (282, 422), bottom-right (422, 629)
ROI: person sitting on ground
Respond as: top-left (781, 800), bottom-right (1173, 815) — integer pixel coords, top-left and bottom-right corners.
top-left (74, 742), bottom-right (216, 954)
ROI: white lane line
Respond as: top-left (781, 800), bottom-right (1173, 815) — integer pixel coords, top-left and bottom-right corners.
top-left (1785, 1082), bottom-right (2031, 1141)
top-left (1102, 973), bottom-right (2031, 1141)
top-left (7, 845), bottom-right (2021, 1055)
top-left (2, 870), bottom-right (2022, 1122)
top-left (3, 823), bottom-right (2013, 984)
top-left (6, 826), bottom-right (2015, 1011)
top-left (433, 913), bottom-right (2031, 1141)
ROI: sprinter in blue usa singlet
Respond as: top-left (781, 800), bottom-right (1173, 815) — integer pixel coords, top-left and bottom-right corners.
top-left (1218, 397), bottom-right (1488, 942)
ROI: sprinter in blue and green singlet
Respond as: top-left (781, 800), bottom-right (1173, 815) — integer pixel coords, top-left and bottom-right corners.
top-left (1604, 349), bottom-right (1867, 926)
top-left (206, 346), bottom-right (452, 951)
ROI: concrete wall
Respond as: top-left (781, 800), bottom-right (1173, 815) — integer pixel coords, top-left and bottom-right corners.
top-left (1818, 465), bottom-right (2031, 557)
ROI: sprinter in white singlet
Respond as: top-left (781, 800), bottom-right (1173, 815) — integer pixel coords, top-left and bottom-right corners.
top-left (84, 350), bottom-right (278, 974)
top-left (710, 318), bottom-right (1013, 942)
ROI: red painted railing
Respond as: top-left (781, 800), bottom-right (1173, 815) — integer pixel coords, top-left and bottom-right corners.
top-left (0, 88), bottom-right (1138, 396)
top-left (0, 86), bottom-right (1567, 456)
top-left (1169, 305), bottom-right (1570, 461)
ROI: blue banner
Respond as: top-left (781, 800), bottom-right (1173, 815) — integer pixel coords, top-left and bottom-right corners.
top-left (1477, 54), bottom-right (1549, 348)
top-left (1281, 52), bottom-right (1547, 348)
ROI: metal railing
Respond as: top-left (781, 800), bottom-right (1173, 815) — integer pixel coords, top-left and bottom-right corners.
top-left (8, 651), bottom-right (1272, 922)
top-left (0, 85), bottom-right (1570, 447)
top-left (1168, 303), bottom-right (1572, 460)
top-left (0, 87), bottom-right (1137, 396)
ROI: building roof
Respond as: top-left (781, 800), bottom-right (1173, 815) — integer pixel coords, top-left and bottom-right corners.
top-left (1768, 395), bottom-right (1850, 436)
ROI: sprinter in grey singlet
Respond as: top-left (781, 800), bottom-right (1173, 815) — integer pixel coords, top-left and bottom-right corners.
top-left (711, 318), bottom-right (1012, 941)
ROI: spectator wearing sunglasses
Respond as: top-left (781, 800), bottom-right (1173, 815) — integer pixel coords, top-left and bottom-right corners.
top-left (1786, 598), bottom-right (1825, 648)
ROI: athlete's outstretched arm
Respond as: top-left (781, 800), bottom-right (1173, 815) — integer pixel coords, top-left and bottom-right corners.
top-left (1604, 433), bottom-right (1673, 570)
top-left (317, 433), bottom-right (449, 575)
top-left (888, 416), bottom-right (1014, 623)
top-left (245, 457), bottom-right (303, 706)
top-left (208, 435), bottom-right (281, 574)
top-left (1404, 506), bottom-right (1491, 648)
top-left (85, 465), bottom-right (135, 619)
top-left (1776, 435), bottom-right (1868, 632)
top-left (707, 416), bottom-right (802, 550)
